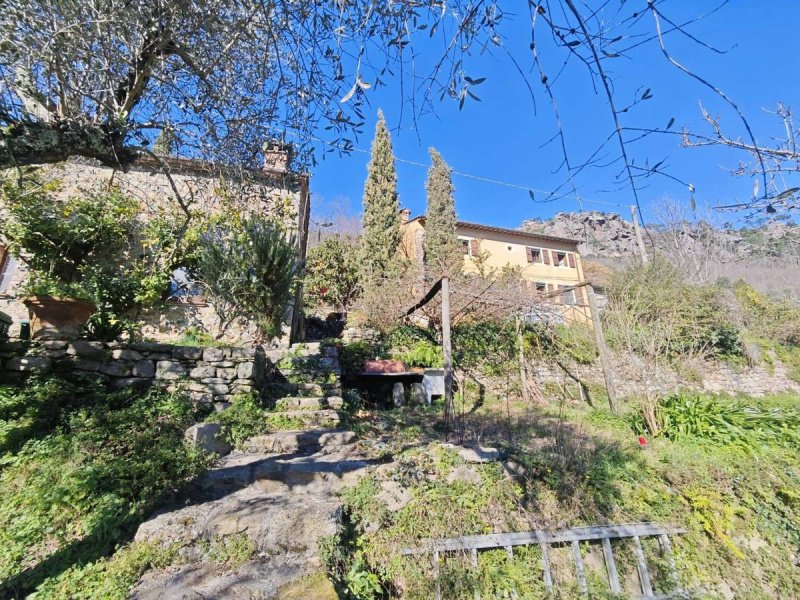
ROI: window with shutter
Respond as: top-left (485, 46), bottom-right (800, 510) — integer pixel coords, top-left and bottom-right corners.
top-left (543, 249), bottom-right (551, 265)
top-left (526, 247), bottom-right (542, 263)
top-left (459, 239), bottom-right (470, 255)
top-left (469, 239), bottom-right (480, 256)
top-left (567, 252), bottom-right (576, 268)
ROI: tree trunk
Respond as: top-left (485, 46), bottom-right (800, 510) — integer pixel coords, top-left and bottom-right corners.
top-left (0, 119), bottom-right (138, 170)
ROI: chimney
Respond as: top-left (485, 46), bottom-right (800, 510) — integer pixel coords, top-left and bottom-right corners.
top-left (263, 141), bottom-right (294, 173)
top-left (400, 208), bottom-right (411, 223)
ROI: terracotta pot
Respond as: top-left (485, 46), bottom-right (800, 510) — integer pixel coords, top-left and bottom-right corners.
top-left (23, 296), bottom-right (97, 340)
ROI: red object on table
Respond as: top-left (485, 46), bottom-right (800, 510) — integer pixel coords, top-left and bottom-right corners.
top-left (364, 359), bottom-right (407, 374)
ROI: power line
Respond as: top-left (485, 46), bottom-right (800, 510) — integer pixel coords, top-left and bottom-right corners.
top-left (284, 129), bottom-right (627, 210)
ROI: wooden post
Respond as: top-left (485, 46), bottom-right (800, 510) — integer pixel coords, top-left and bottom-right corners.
top-left (631, 205), bottom-right (649, 265)
top-left (441, 276), bottom-right (454, 435)
top-left (587, 285), bottom-right (619, 414)
top-left (516, 317), bottom-right (532, 404)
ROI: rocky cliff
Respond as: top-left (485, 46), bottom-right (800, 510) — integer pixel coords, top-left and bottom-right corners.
top-left (520, 211), bottom-right (800, 296)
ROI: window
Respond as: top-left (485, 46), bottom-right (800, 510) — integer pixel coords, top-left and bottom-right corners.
top-left (459, 237), bottom-right (480, 257)
top-left (526, 247), bottom-right (543, 263)
top-left (562, 288), bottom-right (577, 306)
top-left (535, 281), bottom-right (546, 293)
top-left (554, 252), bottom-right (568, 267)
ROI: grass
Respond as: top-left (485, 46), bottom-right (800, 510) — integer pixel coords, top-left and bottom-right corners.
top-left (334, 391), bottom-right (800, 599)
top-left (0, 376), bottom-right (210, 598)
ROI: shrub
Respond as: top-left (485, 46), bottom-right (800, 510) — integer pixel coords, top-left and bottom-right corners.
top-left (524, 323), bottom-right (597, 365)
top-left (305, 235), bottom-right (360, 311)
top-left (198, 216), bottom-right (301, 340)
top-left (210, 392), bottom-right (267, 448)
top-left (402, 340), bottom-right (444, 368)
top-left (604, 258), bottom-right (743, 359)
top-left (0, 178), bottom-right (179, 340)
top-left (735, 281), bottom-right (800, 347)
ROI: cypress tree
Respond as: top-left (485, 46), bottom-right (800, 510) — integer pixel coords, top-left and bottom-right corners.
top-left (360, 109), bottom-right (401, 283)
top-left (153, 125), bottom-right (176, 156)
top-left (424, 148), bottom-right (462, 277)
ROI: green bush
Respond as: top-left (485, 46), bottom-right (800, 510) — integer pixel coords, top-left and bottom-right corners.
top-left (402, 340), bottom-right (443, 368)
top-left (604, 259), bottom-right (743, 359)
top-left (198, 216), bottom-right (301, 340)
top-left (735, 282), bottom-right (800, 347)
top-left (452, 321), bottom-right (518, 377)
top-left (304, 235), bottom-right (361, 311)
top-left (524, 323), bottom-right (597, 365)
top-left (338, 340), bottom-right (386, 385)
top-left (210, 392), bottom-right (267, 448)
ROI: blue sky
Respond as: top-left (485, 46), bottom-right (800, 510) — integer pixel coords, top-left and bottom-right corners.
top-left (308, 1), bottom-right (800, 230)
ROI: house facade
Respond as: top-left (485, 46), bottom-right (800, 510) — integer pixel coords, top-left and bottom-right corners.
top-left (400, 210), bottom-right (591, 325)
top-left (0, 149), bottom-right (310, 345)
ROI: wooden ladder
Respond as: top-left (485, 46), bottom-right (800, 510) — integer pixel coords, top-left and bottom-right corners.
top-left (402, 521), bottom-right (686, 599)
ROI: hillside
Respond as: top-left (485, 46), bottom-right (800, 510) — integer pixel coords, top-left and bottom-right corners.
top-left (521, 211), bottom-right (800, 297)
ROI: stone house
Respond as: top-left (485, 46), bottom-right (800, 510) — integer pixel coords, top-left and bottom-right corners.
top-left (0, 147), bottom-right (310, 345)
top-left (399, 210), bottom-right (592, 325)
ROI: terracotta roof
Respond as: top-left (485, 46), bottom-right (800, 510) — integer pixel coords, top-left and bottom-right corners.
top-left (403, 214), bottom-right (579, 247)
top-left (456, 221), bottom-right (579, 246)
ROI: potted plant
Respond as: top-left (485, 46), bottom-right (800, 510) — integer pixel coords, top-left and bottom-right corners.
top-left (1, 179), bottom-right (141, 339)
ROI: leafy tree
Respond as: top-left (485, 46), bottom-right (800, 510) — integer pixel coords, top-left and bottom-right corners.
top-left (424, 148), bottom-right (462, 277)
top-left (360, 110), bottom-right (400, 285)
top-left (0, 1), bottom-right (792, 213)
top-left (304, 235), bottom-right (360, 313)
top-left (0, 1), bottom-right (491, 171)
top-left (198, 217), bottom-right (301, 339)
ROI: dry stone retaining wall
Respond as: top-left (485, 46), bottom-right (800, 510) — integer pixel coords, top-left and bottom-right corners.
top-left (533, 351), bottom-right (800, 399)
top-left (0, 340), bottom-right (268, 405)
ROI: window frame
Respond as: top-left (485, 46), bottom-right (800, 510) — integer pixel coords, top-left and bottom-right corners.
top-left (526, 246), bottom-right (544, 264)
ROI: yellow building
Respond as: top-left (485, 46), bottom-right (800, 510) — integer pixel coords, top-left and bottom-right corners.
top-left (399, 210), bottom-right (591, 324)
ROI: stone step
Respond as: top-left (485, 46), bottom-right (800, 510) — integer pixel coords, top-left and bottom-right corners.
top-left (242, 428), bottom-right (357, 454)
top-left (275, 396), bottom-right (344, 411)
top-left (263, 380), bottom-right (342, 398)
top-left (296, 382), bottom-right (342, 397)
top-left (266, 409), bottom-right (343, 428)
top-left (277, 358), bottom-right (340, 375)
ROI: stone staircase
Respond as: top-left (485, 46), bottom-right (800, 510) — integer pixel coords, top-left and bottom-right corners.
top-left (262, 341), bottom-right (347, 429)
top-left (132, 341), bottom-right (369, 599)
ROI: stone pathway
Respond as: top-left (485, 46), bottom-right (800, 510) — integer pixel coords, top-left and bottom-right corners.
top-left (131, 342), bottom-right (371, 599)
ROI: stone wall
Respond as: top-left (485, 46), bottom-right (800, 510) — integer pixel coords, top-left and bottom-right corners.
top-left (0, 340), bottom-right (269, 405)
top-left (532, 351), bottom-right (800, 400)
top-left (0, 156), bottom-right (310, 346)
